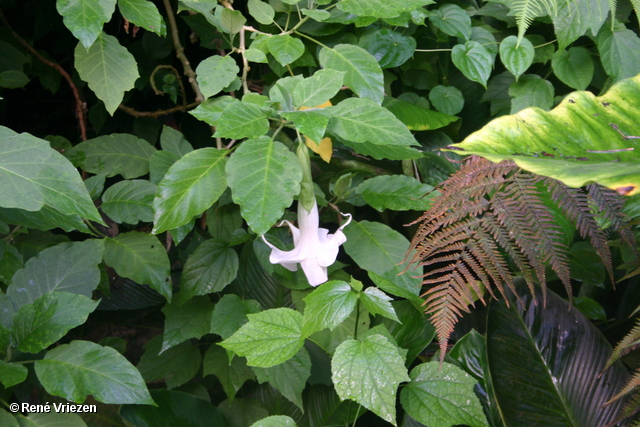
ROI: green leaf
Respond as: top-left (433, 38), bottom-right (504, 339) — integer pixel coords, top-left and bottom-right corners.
top-left (56, 0), bottom-right (117, 48)
top-left (220, 8), bottom-right (246, 34)
top-left (281, 110), bottom-right (331, 144)
top-left (179, 239), bottom-right (239, 302)
top-left (269, 75), bottom-right (303, 111)
top-left (400, 362), bottom-right (488, 427)
top-left (319, 44), bottom-right (384, 104)
top-left (149, 151), bottom-right (179, 185)
top-left (66, 133), bottom-right (156, 179)
top-left (103, 231), bottom-right (172, 301)
top-left (253, 347), bottom-right (311, 410)
top-left (597, 27), bottom-right (640, 82)
top-left (509, 74), bottom-right (554, 113)
top-left (382, 97), bottom-right (458, 131)
top-left (573, 296), bottom-right (607, 321)
top-left (486, 281), bottom-right (629, 426)
top-left (0, 127), bottom-right (102, 222)
top-left (337, 0), bottom-right (434, 18)
top-left (0, 205), bottom-right (90, 234)
top-left (267, 35), bottom-right (305, 66)
top-left (356, 175), bottom-right (436, 212)
top-left (0, 70), bottom-right (29, 89)
top-left (359, 28), bottom-right (416, 69)
top-left (552, 0), bottom-right (609, 50)
top-left (74, 33), bottom-right (139, 115)
top-left (250, 416), bottom-right (297, 427)
top-left (301, 9), bottom-right (331, 21)
top-left (0, 360), bottom-right (27, 388)
top-left (226, 137), bottom-right (302, 235)
top-left (117, 0), bottom-right (166, 36)
top-left (551, 47), bottom-right (594, 91)
top-left (203, 345), bottom-right (255, 401)
top-left (196, 55), bottom-right (239, 99)
top-left (427, 85), bottom-right (464, 116)
top-left (189, 96), bottom-right (236, 126)
top-left (499, 35), bottom-right (534, 81)
top-left (12, 292), bottom-right (98, 354)
top-left (120, 389), bottom-right (227, 427)
top-left (210, 294), bottom-right (262, 340)
top-left (301, 281), bottom-right (357, 337)
top-left (248, 0), bottom-right (275, 25)
top-left (35, 340), bottom-right (154, 404)
top-left (360, 287), bottom-right (399, 322)
top-left (332, 334), bottom-right (409, 426)
top-left (160, 126), bottom-right (194, 157)
top-left (213, 101), bottom-right (270, 139)
top-left (343, 220), bottom-right (422, 294)
top-left (220, 307), bottom-right (304, 368)
top-left (293, 69), bottom-right (345, 108)
top-left (161, 296), bottom-right (214, 352)
top-left (152, 148), bottom-right (228, 234)
top-left (429, 4), bottom-right (472, 39)
top-left (451, 41), bottom-right (493, 88)
top-left (245, 48), bottom-right (268, 63)
top-left (14, 413), bottom-right (87, 426)
top-left (137, 336), bottom-right (201, 389)
top-left (101, 179), bottom-right (156, 224)
top-left (329, 97), bottom-right (418, 148)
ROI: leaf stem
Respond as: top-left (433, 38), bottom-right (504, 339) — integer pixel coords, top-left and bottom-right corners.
top-left (415, 48), bottom-right (453, 52)
top-left (239, 26), bottom-right (251, 95)
top-left (294, 31), bottom-right (329, 49)
top-left (533, 39), bottom-right (557, 49)
top-left (2, 225), bottom-right (22, 242)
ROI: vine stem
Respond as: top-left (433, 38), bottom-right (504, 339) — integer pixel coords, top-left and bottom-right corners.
top-left (415, 48), bottom-right (453, 52)
top-left (162, 0), bottom-right (204, 102)
top-left (0, 8), bottom-right (88, 141)
top-left (118, 101), bottom-right (200, 118)
top-left (150, 64), bottom-right (187, 107)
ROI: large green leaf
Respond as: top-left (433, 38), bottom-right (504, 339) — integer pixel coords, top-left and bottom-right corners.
top-left (382, 97), bottom-right (458, 131)
top-left (319, 44), bottom-right (384, 104)
top-left (400, 362), bottom-right (488, 427)
top-left (0, 360), bottom-right (27, 388)
top-left (356, 175), bottom-right (436, 212)
top-left (428, 85), bottom-right (464, 116)
top-left (210, 294), bottom-right (262, 340)
top-left (301, 281), bottom-right (358, 337)
top-left (551, 47), bottom-right (594, 91)
top-left (429, 4), bottom-right (472, 39)
top-left (359, 28), bottom-right (416, 69)
top-left (337, 0), bottom-right (434, 18)
top-left (12, 292), bottom-right (98, 354)
top-left (486, 281), bottom-right (629, 426)
top-left (195, 55), bottom-right (239, 99)
top-left (152, 148), bottom-right (228, 234)
top-left (293, 69), bottom-right (345, 108)
top-left (552, 0), bottom-right (608, 49)
top-left (161, 296), bottom-right (214, 352)
top-left (596, 27), bottom-right (640, 83)
top-left (203, 345), bottom-right (255, 401)
top-left (101, 179), bottom-right (156, 224)
top-left (451, 41), bottom-right (493, 88)
top-left (499, 35), bottom-right (534, 81)
top-left (179, 239), bottom-right (238, 302)
top-left (332, 334), bottom-right (409, 426)
top-left (213, 101), bottom-right (270, 139)
top-left (103, 231), bottom-right (172, 301)
top-left (35, 340), bottom-right (154, 404)
top-left (248, 0), bottom-right (275, 25)
top-left (0, 205), bottom-right (90, 234)
top-left (137, 336), bottom-right (201, 389)
top-left (74, 33), bottom-right (139, 115)
top-left (448, 73), bottom-right (640, 195)
top-left (66, 133), bottom-right (156, 179)
top-left (219, 307), bottom-right (304, 368)
top-left (57, 0), bottom-right (116, 48)
top-left (250, 416), bottom-right (297, 427)
top-left (281, 109), bottom-right (331, 144)
top-left (267, 35), bottom-right (305, 66)
top-left (253, 347), bottom-right (311, 410)
top-left (117, 0), bottom-right (166, 36)
top-left (0, 127), bottom-right (101, 222)
top-left (226, 137), bottom-right (302, 235)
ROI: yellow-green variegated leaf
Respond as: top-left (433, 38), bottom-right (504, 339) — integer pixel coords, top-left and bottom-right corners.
top-left (448, 73), bottom-right (640, 196)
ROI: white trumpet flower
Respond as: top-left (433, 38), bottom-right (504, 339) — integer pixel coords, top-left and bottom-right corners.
top-left (261, 202), bottom-right (351, 287)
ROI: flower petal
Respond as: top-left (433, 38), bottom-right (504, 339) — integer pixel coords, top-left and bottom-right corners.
top-left (300, 257), bottom-right (328, 287)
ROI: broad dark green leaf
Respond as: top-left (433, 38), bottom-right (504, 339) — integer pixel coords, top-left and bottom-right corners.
top-left (74, 33), bottom-right (139, 114)
top-left (337, 0), bottom-right (434, 18)
top-left (430, 4), bottom-right (471, 39)
top-left (400, 362), bottom-right (488, 427)
top-left (301, 281), bottom-right (357, 337)
top-left (226, 137), bottom-right (302, 235)
top-left (210, 294), bottom-right (263, 339)
top-left (253, 347), bottom-right (311, 410)
top-left (220, 307), bottom-right (304, 368)
top-left (203, 345), bottom-right (255, 401)
top-left (486, 281), bottom-right (629, 427)
top-left (101, 179), bottom-right (156, 224)
top-left (214, 101), bottom-right (270, 139)
top-left (0, 360), bottom-right (27, 388)
top-left (359, 29), bottom-right (416, 69)
top-left (0, 127), bottom-right (102, 222)
top-left (281, 109), bottom-right (331, 144)
top-left (356, 175), bottom-right (436, 212)
top-left (117, 0), bottom-right (166, 36)
top-left (152, 148), bottom-right (228, 234)
top-left (66, 133), bottom-right (156, 179)
top-left (268, 35), bottom-right (305, 66)
top-left (499, 35), bottom-right (534, 81)
top-left (160, 125), bottom-right (193, 157)
top-left (509, 74), bottom-right (554, 113)
top-left (220, 8), bottom-right (246, 34)
top-left (0, 242), bottom-right (22, 285)
top-left (103, 231), bottom-right (172, 301)
top-left (179, 239), bottom-right (238, 302)
top-left (188, 96), bottom-right (236, 126)
top-left (552, 0), bottom-right (608, 49)
top-left (552, 47), bottom-right (594, 90)
top-left (449, 73), bottom-right (640, 195)
top-left (332, 334), bottom-right (409, 426)
top-left (35, 340), bottom-right (154, 404)
top-left (382, 97), bottom-right (458, 131)
top-left (360, 287), bottom-right (399, 322)
top-left (428, 85), bottom-right (464, 116)
top-left (250, 416), bottom-right (297, 427)
top-left (57, 0), bottom-right (117, 48)
top-left (0, 205), bottom-right (90, 234)
top-left (319, 44), bottom-right (384, 104)
top-left (248, 0), bottom-right (275, 25)
top-left (451, 41), bottom-right (493, 88)
top-left (121, 389), bottom-right (227, 427)
top-left (137, 336), bottom-right (201, 389)
top-left (573, 296), bottom-right (607, 321)
top-left (0, 70), bottom-right (29, 89)
top-left (293, 69), bottom-right (345, 108)
top-left (161, 296), bottom-right (214, 352)
top-left (12, 292), bottom-right (98, 354)
top-left (149, 151), bottom-right (179, 185)
top-left (597, 27), bottom-right (640, 83)
top-left (196, 55), bottom-right (239, 99)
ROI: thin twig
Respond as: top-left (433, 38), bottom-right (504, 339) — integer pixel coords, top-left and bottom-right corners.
top-left (0, 8), bottom-right (88, 140)
top-left (162, 0), bottom-right (204, 102)
top-left (239, 27), bottom-right (250, 94)
top-left (118, 101), bottom-right (200, 118)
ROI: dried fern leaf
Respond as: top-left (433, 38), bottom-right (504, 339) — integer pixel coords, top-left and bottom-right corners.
top-left (607, 318), bottom-right (640, 369)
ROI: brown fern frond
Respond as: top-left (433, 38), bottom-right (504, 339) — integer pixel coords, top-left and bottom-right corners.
top-left (609, 369), bottom-right (640, 404)
top-left (409, 156), bottom-right (634, 362)
top-left (588, 184), bottom-right (638, 255)
top-left (605, 390), bottom-right (640, 427)
top-left (607, 318), bottom-right (640, 369)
